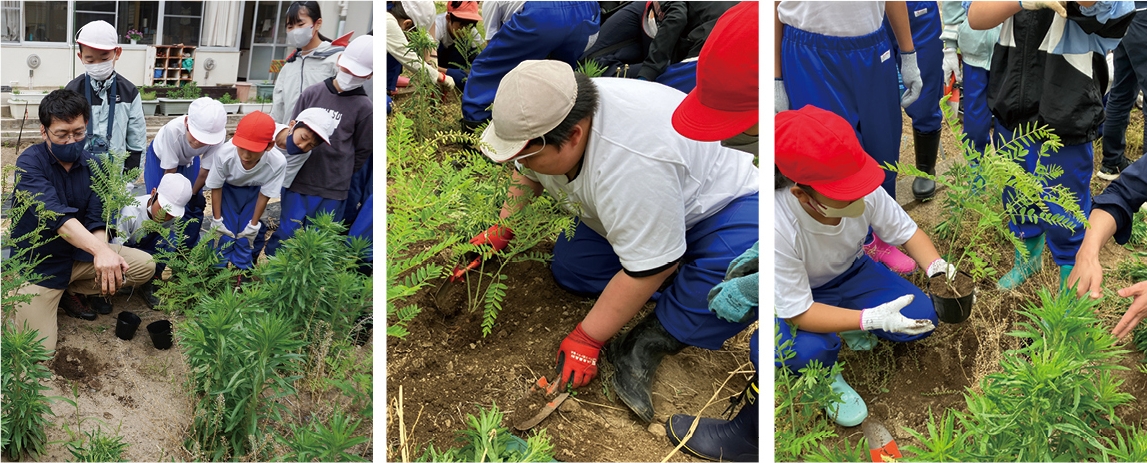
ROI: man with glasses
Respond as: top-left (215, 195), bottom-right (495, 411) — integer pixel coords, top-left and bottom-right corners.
top-left (476, 60), bottom-right (759, 424)
top-left (10, 89), bottom-right (156, 351)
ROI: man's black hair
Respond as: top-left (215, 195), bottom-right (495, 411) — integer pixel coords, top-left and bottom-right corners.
top-left (530, 72), bottom-right (599, 148)
top-left (39, 89), bottom-right (91, 128)
top-left (390, 2), bottom-right (412, 25)
top-left (775, 166), bottom-right (795, 190)
top-left (286, 1), bottom-right (332, 42)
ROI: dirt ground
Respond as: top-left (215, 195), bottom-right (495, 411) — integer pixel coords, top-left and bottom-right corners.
top-left (385, 243), bottom-right (756, 462)
top-left (814, 110), bottom-right (1147, 452)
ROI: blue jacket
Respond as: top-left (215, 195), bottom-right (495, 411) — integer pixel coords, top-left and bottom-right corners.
top-left (1093, 155), bottom-right (1147, 245)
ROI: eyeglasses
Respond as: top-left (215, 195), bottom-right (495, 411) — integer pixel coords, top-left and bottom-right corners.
top-left (49, 129), bottom-right (86, 142)
top-left (508, 138), bottom-right (547, 162)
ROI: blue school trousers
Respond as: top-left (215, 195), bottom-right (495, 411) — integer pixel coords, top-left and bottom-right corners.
top-left (143, 141), bottom-right (204, 250)
top-left (775, 255), bottom-right (937, 372)
top-left (265, 189), bottom-right (344, 257)
top-left (550, 193), bottom-right (758, 350)
top-left (213, 183), bottom-right (267, 270)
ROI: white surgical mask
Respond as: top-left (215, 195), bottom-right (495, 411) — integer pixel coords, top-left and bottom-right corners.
top-left (720, 133), bottom-right (758, 155)
top-left (336, 70), bottom-right (367, 91)
top-left (286, 26), bottom-right (314, 49)
top-left (810, 197), bottom-right (866, 218)
top-left (85, 60), bottom-right (115, 81)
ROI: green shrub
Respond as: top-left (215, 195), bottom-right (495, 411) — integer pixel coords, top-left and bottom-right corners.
top-left (278, 410), bottom-right (369, 462)
top-left (218, 93), bottom-right (236, 104)
top-left (773, 323), bottom-right (845, 461)
top-left (0, 324), bottom-right (71, 460)
top-left (67, 426), bottom-right (129, 462)
top-left (417, 404), bottom-right (555, 462)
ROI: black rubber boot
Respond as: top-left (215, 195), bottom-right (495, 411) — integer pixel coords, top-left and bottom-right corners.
top-left (88, 295), bottom-right (113, 315)
top-left (605, 314), bottom-right (687, 422)
top-left (665, 375), bottom-right (758, 462)
top-left (140, 279), bottom-right (161, 309)
top-left (912, 128), bottom-right (942, 201)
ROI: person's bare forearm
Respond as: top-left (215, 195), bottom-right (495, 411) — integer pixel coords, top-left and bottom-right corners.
top-left (968, 1), bottom-right (1021, 29)
top-left (902, 228), bottom-right (943, 270)
top-left (886, 1), bottom-right (916, 52)
top-left (252, 194), bottom-right (270, 226)
top-left (499, 170), bottom-right (543, 219)
top-left (211, 188), bottom-right (223, 219)
top-left (775, 6), bottom-right (784, 78)
top-left (581, 264), bottom-right (678, 342)
top-left (192, 168), bottom-right (209, 194)
top-left (57, 218), bottom-right (111, 257)
top-left (1077, 208), bottom-right (1119, 263)
top-left (788, 302), bottom-right (865, 333)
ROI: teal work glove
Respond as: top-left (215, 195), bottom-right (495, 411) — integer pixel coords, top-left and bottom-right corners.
top-left (707, 242), bottom-right (759, 323)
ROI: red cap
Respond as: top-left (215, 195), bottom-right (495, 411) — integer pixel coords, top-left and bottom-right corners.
top-left (448, 1), bottom-right (482, 22)
top-left (775, 106), bottom-right (885, 202)
top-left (232, 111), bottom-right (276, 153)
top-left (672, 2), bottom-right (758, 142)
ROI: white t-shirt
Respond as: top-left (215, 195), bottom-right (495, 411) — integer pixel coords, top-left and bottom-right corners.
top-left (774, 186), bottom-right (918, 319)
top-left (112, 194), bottom-right (168, 246)
top-left (204, 141), bottom-right (287, 198)
top-left (777, 1), bottom-right (886, 38)
top-left (152, 116), bottom-right (222, 171)
top-left (520, 78), bottom-right (758, 273)
top-left (267, 123), bottom-right (312, 189)
top-left (481, 1), bottom-right (527, 40)
top-left (431, 12), bottom-right (485, 49)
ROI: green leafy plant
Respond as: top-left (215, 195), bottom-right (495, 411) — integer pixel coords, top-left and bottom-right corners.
top-left (278, 410), bottom-right (370, 462)
top-left (87, 150), bottom-right (143, 238)
top-left (576, 59), bottom-right (608, 78)
top-left (218, 93), bottom-right (236, 104)
top-left (67, 425), bottom-right (129, 462)
top-left (11, 89), bottom-right (19, 95)
top-left (901, 289), bottom-right (1138, 461)
top-left (168, 81), bottom-right (202, 100)
top-left (1127, 208), bottom-right (1146, 249)
top-left (0, 324), bottom-right (73, 460)
top-left (417, 404), bottom-right (555, 462)
top-left (774, 323), bottom-right (845, 461)
top-left (140, 90), bottom-right (157, 101)
top-left (889, 98), bottom-right (1088, 283)
top-left (148, 218), bottom-right (241, 314)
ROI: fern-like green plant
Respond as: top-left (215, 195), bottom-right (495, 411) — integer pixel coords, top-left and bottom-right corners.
top-left (87, 150), bottom-right (143, 239)
top-left (774, 323), bottom-right (845, 461)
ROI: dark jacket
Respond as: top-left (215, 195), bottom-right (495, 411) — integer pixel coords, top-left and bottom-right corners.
top-left (637, 1), bottom-right (737, 81)
top-left (987, 4), bottom-right (1135, 145)
top-left (1093, 155), bottom-right (1147, 245)
top-left (12, 143), bottom-right (106, 289)
top-left (287, 78), bottom-right (372, 201)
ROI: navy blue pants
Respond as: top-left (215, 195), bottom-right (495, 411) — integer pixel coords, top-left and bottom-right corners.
top-left (265, 188), bottom-right (344, 257)
top-left (342, 158), bottom-right (372, 230)
top-left (887, 1), bottom-right (944, 133)
top-left (775, 255), bottom-right (937, 372)
top-left (213, 183), bottom-right (267, 270)
top-left (782, 26), bottom-right (902, 197)
top-left (963, 64), bottom-right (993, 154)
top-left (1101, 11), bottom-right (1147, 168)
top-left (348, 193), bottom-right (373, 263)
top-left (386, 53), bottom-right (402, 115)
top-left (996, 122), bottom-right (1092, 266)
top-left (550, 193), bottom-right (758, 350)
top-left (144, 141), bottom-right (204, 250)
top-left (461, 1), bottom-right (599, 122)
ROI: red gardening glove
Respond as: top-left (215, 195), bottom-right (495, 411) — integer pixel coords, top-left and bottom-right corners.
top-left (470, 225), bottom-right (514, 253)
top-left (555, 323), bottom-right (605, 390)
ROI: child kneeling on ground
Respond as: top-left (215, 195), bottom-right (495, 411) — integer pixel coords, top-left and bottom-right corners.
top-left (774, 105), bottom-right (952, 427)
top-left (205, 112), bottom-right (284, 274)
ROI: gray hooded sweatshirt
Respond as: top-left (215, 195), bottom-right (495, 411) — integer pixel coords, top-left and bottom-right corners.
top-left (270, 40), bottom-right (345, 124)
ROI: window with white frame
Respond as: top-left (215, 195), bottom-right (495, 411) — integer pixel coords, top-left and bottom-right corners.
top-left (162, 1), bottom-right (201, 46)
top-left (24, 1), bottom-right (69, 43)
top-left (2, 1), bottom-right (20, 42)
top-left (5, 1), bottom-right (239, 47)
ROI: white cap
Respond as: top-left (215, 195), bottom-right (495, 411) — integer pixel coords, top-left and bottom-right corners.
top-left (294, 107), bottom-right (338, 145)
top-left (400, 1), bottom-right (436, 32)
top-left (338, 35), bottom-right (373, 77)
top-left (186, 98), bottom-right (227, 145)
top-left (156, 174), bottom-right (193, 218)
top-left (480, 60), bottom-right (577, 163)
top-left (76, 20), bottom-right (119, 50)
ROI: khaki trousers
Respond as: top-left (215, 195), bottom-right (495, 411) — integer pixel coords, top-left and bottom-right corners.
top-left (13, 245), bottom-right (154, 352)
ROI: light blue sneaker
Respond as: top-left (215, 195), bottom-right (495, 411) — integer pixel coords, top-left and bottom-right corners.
top-left (840, 330), bottom-right (878, 351)
top-left (998, 235), bottom-right (1045, 291)
top-left (826, 373), bottom-right (868, 427)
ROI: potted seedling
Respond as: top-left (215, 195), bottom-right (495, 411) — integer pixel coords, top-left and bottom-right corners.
top-left (158, 81), bottom-right (201, 116)
top-left (888, 99), bottom-right (1087, 323)
top-left (217, 93), bottom-right (240, 114)
top-left (255, 79), bottom-right (275, 101)
top-left (240, 95), bottom-right (272, 114)
top-left (140, 90), bottom-right (158, 116)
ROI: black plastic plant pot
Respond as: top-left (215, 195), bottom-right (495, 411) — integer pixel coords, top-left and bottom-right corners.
top-left (116, 311), bottom-right (142, 340)
top-left (147, 320), bottom-right (173, 350)
top-left (928, 272), bottom-right (976, 324)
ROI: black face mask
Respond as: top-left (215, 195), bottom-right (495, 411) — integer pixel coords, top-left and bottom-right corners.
top-left (48, 140), bottom-right (83, 163)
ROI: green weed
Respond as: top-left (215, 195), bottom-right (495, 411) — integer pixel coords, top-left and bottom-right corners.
top-left (773, 323), bottom-right (844, 461)
top-left (278, 409), bottom-right (370, 462)
top-left (67, 425), bottom-right (129, 462)
top-left (416, 403), bottom-right (555, 462)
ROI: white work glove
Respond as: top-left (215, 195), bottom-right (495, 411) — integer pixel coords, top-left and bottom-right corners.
top-left (439, 73), bottom-right (455, 90)
top-left (942, 47), bottom-right (962, 85)
top-left (926, 258), bottom-right (957, 281)
top-left (1020, 1), bottom-right (1067, 17)
top-left (235, 221), bottom-right (262, 248)
top-left (775, 79), bottom-right (789, 114)
top-left (860, 295), bottom-right (935, 335)
top-left (209, 215), bottom-right (235, 238)
top-left (899, 51), bottom-right (923, 108)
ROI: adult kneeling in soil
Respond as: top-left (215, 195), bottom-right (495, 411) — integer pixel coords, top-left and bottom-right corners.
top-left (478, 60), bottom-right (759, 423)
top-left (774, 105), bottom-right (950, 427)
top-left (1065, 154), bottom-right (1147, 339)
top-left (10, 89), bottom-right (156, 351)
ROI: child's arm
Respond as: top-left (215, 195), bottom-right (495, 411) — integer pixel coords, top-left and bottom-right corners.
top-left (210, 188), bottom-right (223, 220)
top-left (901, 228), bottom-right (944, 272)
top-left (191, 168), bottom-right (209, 195)
top-left (788, 303), bottom-right (865, 333)
top-left (498, 169), bottom-right (543, 219)
top-left (885, 1), bottom-right (916, 52)
top-left (792, 297), bottom-right (932, 335)
top-left (251, 193), bottom-right (269, 227)
top-left (967, 2), bottom-right (1023, 30)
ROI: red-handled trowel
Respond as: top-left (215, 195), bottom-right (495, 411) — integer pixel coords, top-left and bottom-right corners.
top-left (862, 419), bottom-right (902, 462)
top-left (432, 252), bottom-right (482, 309)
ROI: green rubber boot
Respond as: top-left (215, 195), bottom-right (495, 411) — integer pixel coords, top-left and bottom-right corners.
top-left (825, 373), bottom-right (867, 427)
top-left (1059, 265), bottom-right (1074, 290)
top-left (997, 235), bottom-right (1045, 291)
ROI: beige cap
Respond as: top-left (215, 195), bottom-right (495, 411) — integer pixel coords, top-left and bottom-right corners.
top-left (480, 60), bottom-right (577, 163)
top-left (76, 20), bottom-right (119, 50)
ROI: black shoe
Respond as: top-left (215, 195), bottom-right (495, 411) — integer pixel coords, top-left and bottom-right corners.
top-left (88, 295), bottom-right (113, 315)
top-left (1098, 157), bottom-right (1131, 181)
top-left (59, 293), bottom-right (97, 320)
top-left (605, 314), bottom-right (687, 422)
top-left (666, 375), bottom-right (758, 462)
top-left (912, 128), bottom-right (942, 201)
top-left (140, 280), bottom-right (161, 309)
